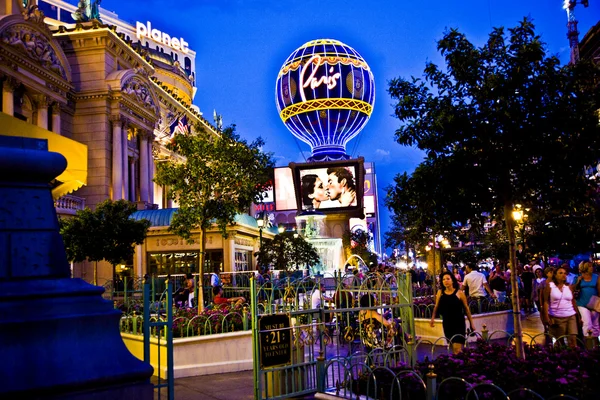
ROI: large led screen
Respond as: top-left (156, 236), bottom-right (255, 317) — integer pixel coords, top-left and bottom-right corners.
top-left (291, 158), bottom-right (364, 216)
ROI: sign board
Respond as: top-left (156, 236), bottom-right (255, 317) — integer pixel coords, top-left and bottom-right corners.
top-left (136, 21), bottom-right (189, 54)
top-left (259, 314), bottom-right (292, 368)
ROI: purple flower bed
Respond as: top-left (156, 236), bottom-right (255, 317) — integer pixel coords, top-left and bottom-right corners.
top-left (352, 341), bottom-right (600, 399)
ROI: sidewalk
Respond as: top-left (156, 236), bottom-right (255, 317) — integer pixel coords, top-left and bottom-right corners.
top-left (157, 312), bottom-right (546, 399)
top-left (154, 370), bottom-right (255, 400)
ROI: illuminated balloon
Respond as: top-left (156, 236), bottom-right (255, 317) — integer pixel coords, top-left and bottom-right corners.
top-left (275, 39), bottom-right (375, 162)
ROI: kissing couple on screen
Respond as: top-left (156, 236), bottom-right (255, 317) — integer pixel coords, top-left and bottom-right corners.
top-left (301, 167), bottom-right (356, 210)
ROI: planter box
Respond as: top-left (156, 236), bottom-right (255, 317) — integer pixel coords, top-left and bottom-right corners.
top-left (415, 310), bottom-right (515, 344)
top-left (121, 331), bottom-right (253, 378)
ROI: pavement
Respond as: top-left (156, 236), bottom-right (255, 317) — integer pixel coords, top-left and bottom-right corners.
top-left (154, 311), bottom-right (546, 400)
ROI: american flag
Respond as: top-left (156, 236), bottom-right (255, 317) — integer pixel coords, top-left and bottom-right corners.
top-left (169, 114), bottom-right (189, 136)
top-left (177, 115), bottom-right (189, 134)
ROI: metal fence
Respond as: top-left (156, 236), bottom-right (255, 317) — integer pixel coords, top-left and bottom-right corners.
top-left (251, 270), bottom-right (416, 399)
top-left (142, 281), bottom-right (174, 400)
top-left (320, 338), bottom-right (595, 400)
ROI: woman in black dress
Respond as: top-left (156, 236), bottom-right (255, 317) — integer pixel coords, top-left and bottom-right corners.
top-left (430, 271), bottom-right (475, 354)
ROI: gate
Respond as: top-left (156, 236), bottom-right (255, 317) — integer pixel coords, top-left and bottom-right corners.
top-left (252, 276), bottom-right (322, 399)
top-left (143, 279), bottom-right (174, 399)
top-left (251, 271), bottom-right (415, 399)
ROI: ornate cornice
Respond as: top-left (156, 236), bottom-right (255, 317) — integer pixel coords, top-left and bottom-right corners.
top-left (0, 50), bottom-right (71, 95)
top-left (118, 102), bottom-right (156, 131)
top-left (52, 24), bottom-right (153, 75)
top-left (72, 91), bottom-right (109, 101)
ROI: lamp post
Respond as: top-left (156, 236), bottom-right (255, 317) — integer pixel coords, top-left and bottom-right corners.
top-left (256, 216), bottom-right (265, 272)
top-left (257, 218), bottom-right (264, 249)
top-left (507, 203), bottom-right (527, 358)
top-left (293, 231), bottom-right (299, 272)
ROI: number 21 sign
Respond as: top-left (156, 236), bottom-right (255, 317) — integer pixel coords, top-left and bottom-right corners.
top-left (259, 314), bottom-right (292, 368)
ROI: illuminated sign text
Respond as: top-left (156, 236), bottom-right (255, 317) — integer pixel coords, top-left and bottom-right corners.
top-left (299, 55), bottom-right (341, 102)
top-left (136, 21), bottom-right (189, 54)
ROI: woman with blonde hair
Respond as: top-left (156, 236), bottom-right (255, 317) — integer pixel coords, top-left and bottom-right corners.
top-left (574, 261), bottom-right (600, 338)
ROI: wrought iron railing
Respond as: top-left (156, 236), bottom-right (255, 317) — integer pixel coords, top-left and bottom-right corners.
top-left (322, 332), bottom-right (598, 399)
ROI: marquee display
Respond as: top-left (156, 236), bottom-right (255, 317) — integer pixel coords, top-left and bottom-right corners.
top-left (275, 39), bottom-right (375, 162)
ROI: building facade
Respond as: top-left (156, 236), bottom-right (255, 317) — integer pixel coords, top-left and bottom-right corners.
top-left (0, 0), bottom-right (266, 283)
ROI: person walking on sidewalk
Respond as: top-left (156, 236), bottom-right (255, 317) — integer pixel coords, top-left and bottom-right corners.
top-left (542, 265), bottom-right (581, 348)
top-left (462, 263), bottom-right (496, 313)
top-left (574, 261), bottom-right (600, 339)
top-left (431, 271), bottom-right (476, 354)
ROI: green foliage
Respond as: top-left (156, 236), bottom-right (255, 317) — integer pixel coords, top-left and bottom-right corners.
top-left (59, 199), bottom-right (150, 266)
top-left (386, 18), bottom-right (600, 257)
top-left (154, 125), bottom-right (274, 239)
top-left (255, 231), bottom-right (320, 273)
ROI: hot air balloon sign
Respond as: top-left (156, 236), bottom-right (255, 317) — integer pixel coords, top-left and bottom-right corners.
top-left (275, 39), bottom-right (375, 162)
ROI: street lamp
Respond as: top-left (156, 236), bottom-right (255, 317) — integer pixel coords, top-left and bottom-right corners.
top-left (278, 225), bottom-right (285, 234)
top-left (512, 209), bottom-right (524, 222)
top-left (256, 218), bottom-right (264, 249)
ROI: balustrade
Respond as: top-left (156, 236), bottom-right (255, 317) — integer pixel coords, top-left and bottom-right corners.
top-left (54, 194), bottom-right (85, 215)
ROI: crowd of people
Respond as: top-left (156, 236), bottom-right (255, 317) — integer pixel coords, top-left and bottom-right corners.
top-left (417, 257), bottom-right (600, 350)
top-left (166, 255), bottom-right (599, 352)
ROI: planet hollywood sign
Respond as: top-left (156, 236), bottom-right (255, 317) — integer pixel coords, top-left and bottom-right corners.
top-left (136, 21), bottom-right (189, 54)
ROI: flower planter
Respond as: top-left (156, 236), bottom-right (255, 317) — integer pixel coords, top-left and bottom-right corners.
top-left (415, 310), bottom-right (514, 343)
top-left (121, 330), bottom-right (253, 378)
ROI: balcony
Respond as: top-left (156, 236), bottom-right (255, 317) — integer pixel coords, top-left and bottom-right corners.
top-left (54, 195), bottom-right (85, 215)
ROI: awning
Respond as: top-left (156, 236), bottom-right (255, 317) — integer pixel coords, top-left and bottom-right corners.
top-left (0, 113), bottom-right (87, 199)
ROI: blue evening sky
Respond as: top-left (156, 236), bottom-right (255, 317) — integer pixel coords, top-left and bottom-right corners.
top-left (98, 0), bottom-right (599, 253)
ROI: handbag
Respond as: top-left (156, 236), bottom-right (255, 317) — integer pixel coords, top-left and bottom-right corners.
top-left (586, 295), bottom-right (600, 312)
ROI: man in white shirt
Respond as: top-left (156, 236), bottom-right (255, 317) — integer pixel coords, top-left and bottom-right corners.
top-left (311, 281), bottom-right (332, 309)
top-left (462, 264), bottom-right (496, 299)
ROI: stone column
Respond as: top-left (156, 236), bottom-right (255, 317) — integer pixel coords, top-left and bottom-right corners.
top-left (2, 77), bottom-right (17, 116)
top-left (149, 143), bottom-right (156, 205)
top-left (35, 95), bottom-right (49, 130)
top-left (122, 125), bottom-right (129, 201)
top-left (139, 133), bottom-right (149, 203)
top-left (129, 157), bottom-right (137, 201)
top-left (110, 116), bottom-right (123, 200)
top-left (51, 103), bottom-right (61, 134)
top-left (135, 244), bottom-right (143, 277)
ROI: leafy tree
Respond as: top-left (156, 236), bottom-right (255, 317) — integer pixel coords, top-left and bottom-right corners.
top-left (255, 231), bottom-right (320, 274)
top-left (154, 124), bottom-right (274, 309)
top-left (59, 199), bottom-right (150, 285)
top-left (386, 18), bottom-right (600, 357)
